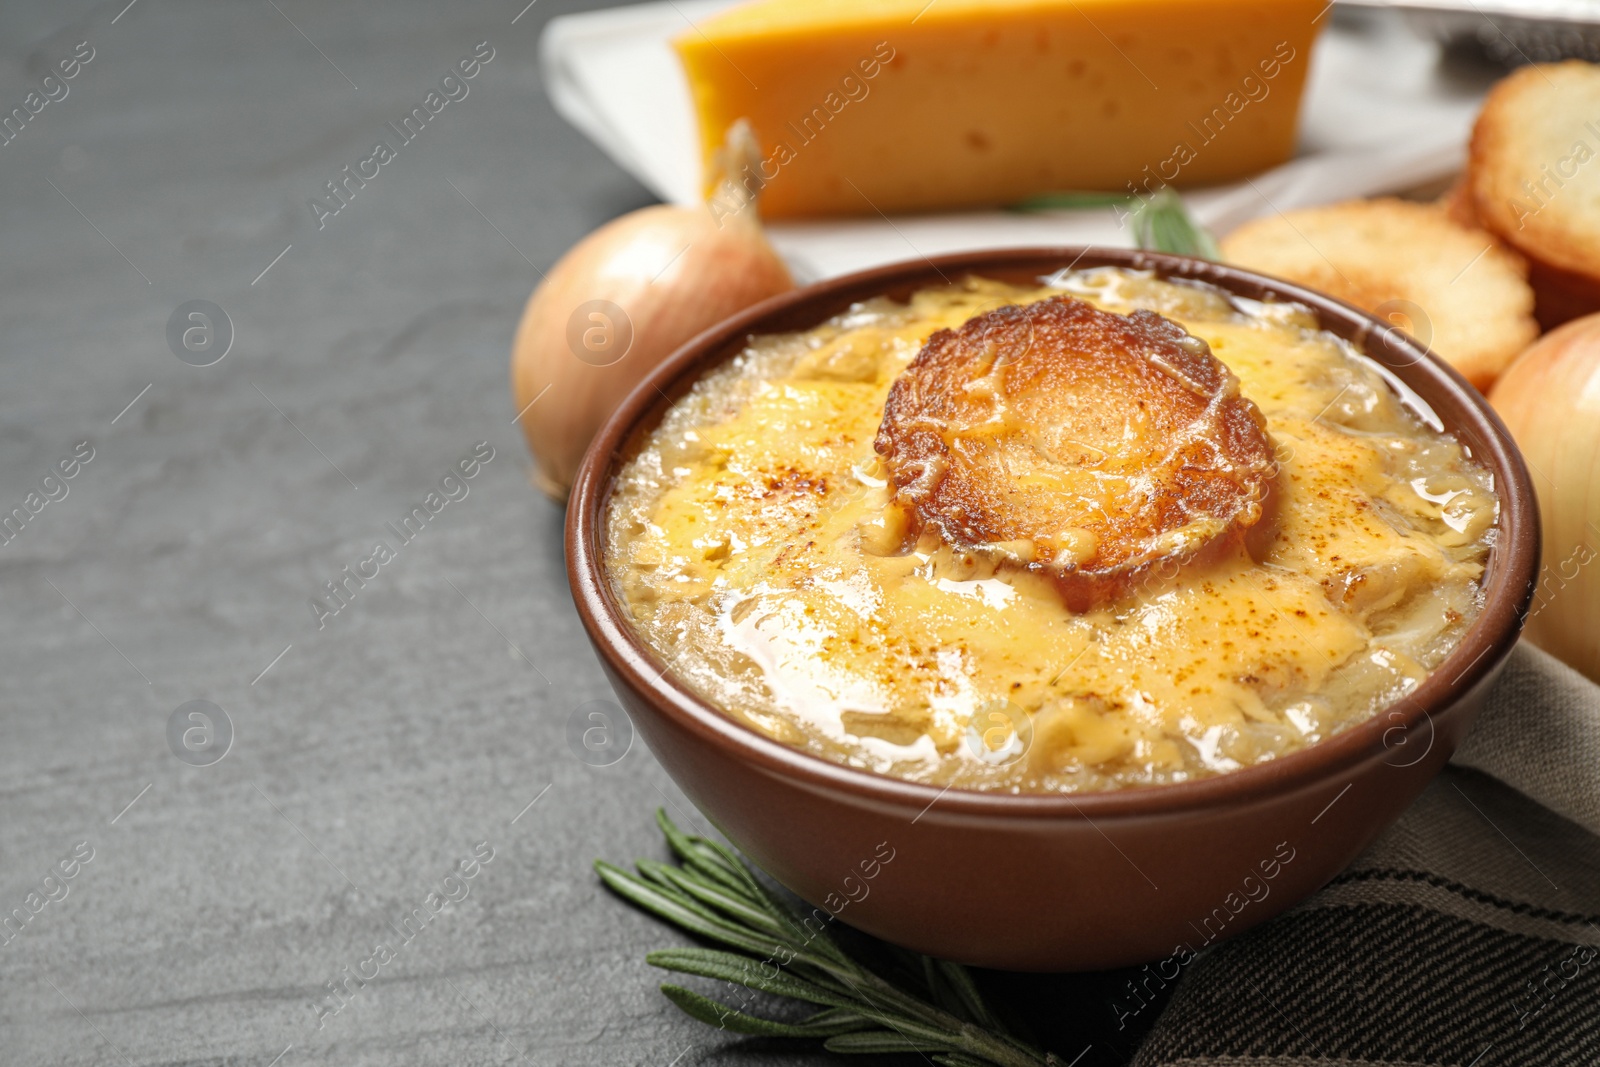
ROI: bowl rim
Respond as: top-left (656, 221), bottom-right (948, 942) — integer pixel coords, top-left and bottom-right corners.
top-left (566, 246), bottom-right (1540, 820)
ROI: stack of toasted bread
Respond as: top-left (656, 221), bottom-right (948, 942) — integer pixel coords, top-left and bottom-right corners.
top-left (1221, 60), bottom-right (1600, 391)
top-left (1448, 62), bottom-right (1600, 331)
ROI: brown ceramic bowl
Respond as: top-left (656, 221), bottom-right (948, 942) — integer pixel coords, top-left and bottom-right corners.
top-left (567, 247), bottom-right (1539, 972)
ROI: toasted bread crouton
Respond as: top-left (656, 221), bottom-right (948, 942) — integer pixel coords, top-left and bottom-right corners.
top-left (875, 296), bottom-right (1276, 611)
top-left (1465, 61), bottom-right (1600, 328)
top-left (1219, 198), bottom-right (1538, 390)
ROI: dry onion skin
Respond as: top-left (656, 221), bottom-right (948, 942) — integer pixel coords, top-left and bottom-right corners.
top-left (511, 123), bottom-right (793, 500)
top-left (1489, 313), bottom-right (1600, 682)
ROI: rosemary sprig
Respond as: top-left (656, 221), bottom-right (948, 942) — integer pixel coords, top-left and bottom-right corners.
top-left (597, 810), bottom-right (1072, 1066)
top-left (1007, 186), bottom-right (1220, 261)
top-left (1130, 188), bottom-right (1221, 260)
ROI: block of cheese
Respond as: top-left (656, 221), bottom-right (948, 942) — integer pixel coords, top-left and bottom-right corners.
top-left (674, 0), bottom-right (1325, 219)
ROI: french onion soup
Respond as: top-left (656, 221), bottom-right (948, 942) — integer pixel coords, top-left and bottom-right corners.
top-left (605, 269), bottom-right (1497, 793)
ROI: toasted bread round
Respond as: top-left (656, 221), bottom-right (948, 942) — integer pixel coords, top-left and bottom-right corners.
top-left (1219, 198), bottom-right (1537, 389)
top-left (874, 296), bottom-right (1276, 611)
top-left (1467, 61), bottom-right (1600, 326)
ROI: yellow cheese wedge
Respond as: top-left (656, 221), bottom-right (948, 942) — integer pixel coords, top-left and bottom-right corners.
top-left (674, 0), bottom-right (1325, 218)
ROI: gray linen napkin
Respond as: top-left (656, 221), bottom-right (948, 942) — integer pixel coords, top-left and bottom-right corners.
top-left (1131, 643), bottom-right (1600, 1066)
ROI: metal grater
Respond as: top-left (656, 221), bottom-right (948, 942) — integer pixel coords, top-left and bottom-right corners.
top-left (1338, 0), bottom-right (1600, 64)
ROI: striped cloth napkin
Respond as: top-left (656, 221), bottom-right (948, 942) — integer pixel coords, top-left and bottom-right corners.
top-left (1131, 643), bottom-right (1600, 1066)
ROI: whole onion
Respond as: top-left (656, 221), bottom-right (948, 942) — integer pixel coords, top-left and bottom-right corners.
top-left (1489, 313), bottom-right (1600, 681)
top-left (511, 123), bottom-right (794, 500)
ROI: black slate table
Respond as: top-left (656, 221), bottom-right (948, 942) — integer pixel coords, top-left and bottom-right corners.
top-left (0, 2), bottom-right (1163, 1063)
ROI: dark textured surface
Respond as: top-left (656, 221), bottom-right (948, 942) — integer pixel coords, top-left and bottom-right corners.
top-left (0, 2), bottom-right (1162, 1064)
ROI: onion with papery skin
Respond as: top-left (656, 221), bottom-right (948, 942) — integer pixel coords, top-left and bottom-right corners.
top-left (512, 123), bottom-right (793, 500)
top-left (1489, 313), bottom-right (1600, 682)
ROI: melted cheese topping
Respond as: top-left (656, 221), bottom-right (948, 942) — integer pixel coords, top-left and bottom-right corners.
top-left (606, 270), bottom-right (1497, 793)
